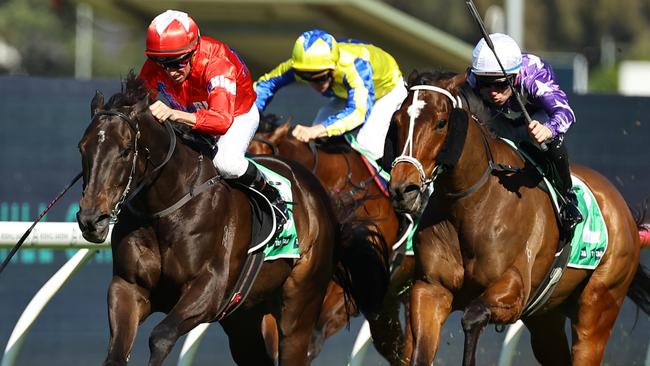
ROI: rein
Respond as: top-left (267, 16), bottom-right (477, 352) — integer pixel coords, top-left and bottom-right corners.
top-left (92, 110), bottom-right (179, 221)
top-left (251, 136), bottom-right (279, 156)
top-left (392, 85), bottom-right (500, 199)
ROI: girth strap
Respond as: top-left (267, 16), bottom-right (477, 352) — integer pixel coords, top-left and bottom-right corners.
top-left (215, 248), bottom-right (266, 321)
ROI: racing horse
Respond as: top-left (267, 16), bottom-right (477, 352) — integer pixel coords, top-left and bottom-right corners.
top-left (76, 73), bottom-right (388, 366)
top-left (249, 118), bottom-right (414, 365)
top-left (389, 70), bottom-right (650, 366)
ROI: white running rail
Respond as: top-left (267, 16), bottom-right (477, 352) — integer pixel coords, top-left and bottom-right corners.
top-left (0, 221), bottom-right (211, 366)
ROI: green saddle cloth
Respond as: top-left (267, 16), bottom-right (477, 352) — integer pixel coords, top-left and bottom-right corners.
top-left (567, 175), bottom-right (608, 269)
top-left (248, 160), bottom-right (300, 261)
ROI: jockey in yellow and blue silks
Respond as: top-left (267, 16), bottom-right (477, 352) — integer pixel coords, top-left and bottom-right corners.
top-left (255, 29), bottom-right (407, 162)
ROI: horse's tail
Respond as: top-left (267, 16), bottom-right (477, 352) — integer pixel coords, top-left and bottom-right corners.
top-left (631, 198), bottom-right (650, 247)
top-left (639, 225), bottom-right (650, 247)
top-left (627, 264), bottom-right (650, 316)
top-left (330, 195), bottom-right (390, 316)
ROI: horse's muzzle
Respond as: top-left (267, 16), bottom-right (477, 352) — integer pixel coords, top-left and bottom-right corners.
top-left (389, 180), bottom-right (423, 216)
top-left (76, 208), bottom-right (111, 243)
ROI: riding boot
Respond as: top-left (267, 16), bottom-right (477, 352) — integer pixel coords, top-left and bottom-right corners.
top-left (230, 163), bottom-right (287, 230)
top-left (545, 135), bottom-right (583, 236)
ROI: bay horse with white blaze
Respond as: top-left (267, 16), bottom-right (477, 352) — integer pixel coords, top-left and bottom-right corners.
top-left (389, 70), bottom-right (650, 366)
top-left (76, 73), bottom-right (388, 366)
top-left (249, 118), bottom-right (415, 365)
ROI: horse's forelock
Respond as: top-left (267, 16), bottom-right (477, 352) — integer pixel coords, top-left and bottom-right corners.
top-left (407, 70), bottom-right (458, 88)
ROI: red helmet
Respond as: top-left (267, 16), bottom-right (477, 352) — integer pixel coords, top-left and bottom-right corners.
top-left (145, 10), bottom-right (200, 58)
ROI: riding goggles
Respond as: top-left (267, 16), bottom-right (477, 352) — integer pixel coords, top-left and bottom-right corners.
top-left (149, 52), bottom-right (194, 70)
top-left (475, 74), bottom-right (515, 90)
top-left (294, 70), bottom-right (332, 84)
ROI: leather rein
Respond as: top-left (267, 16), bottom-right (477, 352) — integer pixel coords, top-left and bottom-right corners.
top-left (92, 110), bottom-right (217, 221)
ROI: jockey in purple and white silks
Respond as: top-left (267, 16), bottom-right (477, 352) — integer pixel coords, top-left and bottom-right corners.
top-left (462, 33), bottom-right (583, 235)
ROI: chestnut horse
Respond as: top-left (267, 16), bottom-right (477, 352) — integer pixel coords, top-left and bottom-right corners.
top-left (389, 70), bottom-right (650, 366)
top-left (249, 119), bottom-right (415, 365)
top-left (76, 73), bottom-right (388, 366)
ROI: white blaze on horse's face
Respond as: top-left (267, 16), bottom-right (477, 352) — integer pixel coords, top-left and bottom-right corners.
top-left (98, 130), bottom-right (106, 144)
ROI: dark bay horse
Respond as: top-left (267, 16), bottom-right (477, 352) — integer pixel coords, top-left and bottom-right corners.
top-left (76, 73), bottom-right (388, 366)
top-left (249, 119), bottom-right (415, 365)
top-left (389, 70), bottom-right (650, 366)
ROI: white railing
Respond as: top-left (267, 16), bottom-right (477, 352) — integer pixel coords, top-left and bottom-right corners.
top-left (0, 221), bottom-right (220, 366)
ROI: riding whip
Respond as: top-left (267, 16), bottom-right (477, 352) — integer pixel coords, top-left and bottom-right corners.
top-left (0, 172), bottom-right (82, 277)
top-left (465, 0), bottom-right (548, 151)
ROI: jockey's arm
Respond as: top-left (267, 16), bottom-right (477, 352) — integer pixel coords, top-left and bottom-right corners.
top-left (521, 60), bottom-right (576, 138)
top-left (149, 100), bottom-right (197, 127)
top-left (321, 59), bottom-right (374, 136)
top-left (254, 60), bottom-right (296, 112)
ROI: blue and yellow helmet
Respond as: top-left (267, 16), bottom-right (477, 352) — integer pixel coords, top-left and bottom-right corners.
top-left (291, 29), bottom-right (339, 71)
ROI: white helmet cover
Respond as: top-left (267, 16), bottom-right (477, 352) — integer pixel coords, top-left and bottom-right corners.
top-left (471, 33), bottom-right (522, 76)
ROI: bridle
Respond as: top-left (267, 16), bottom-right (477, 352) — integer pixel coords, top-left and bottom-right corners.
top-left (90, 110), bottom-right (177, 222)
top-left (391, 85), bottom-right (463, 190)
top-left (392, 84), bottom-right (502, 199)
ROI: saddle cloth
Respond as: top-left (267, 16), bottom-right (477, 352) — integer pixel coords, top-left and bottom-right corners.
top-left (247, 160), bottom-right (300, 260)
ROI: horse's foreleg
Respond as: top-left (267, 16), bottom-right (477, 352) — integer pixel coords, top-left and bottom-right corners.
top-left (409, 280), bottom-right (453, 366)
top-left (221, 307), bottom-right (275, 366)
top-left (261, 314), bottom-right (279, 361)
top-left (463, 267), bottom-right (525, 366)
top-left (147, 273), bottom-right (220, 366)
top-left (523, 308), bottom-right (571, 366)
top-left (103, 277), bottom-right (151, 366)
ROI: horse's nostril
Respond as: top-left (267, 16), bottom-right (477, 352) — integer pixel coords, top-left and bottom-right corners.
top-left (403, 184), bottom-right (421, 195)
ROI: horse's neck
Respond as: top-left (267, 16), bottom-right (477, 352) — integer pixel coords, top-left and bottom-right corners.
top-left (440, 119), bottom-right (492, 199)
top-left (139, 120), bottom-right (215, 212)
top-left (278, 137), bottom-right (315, 168)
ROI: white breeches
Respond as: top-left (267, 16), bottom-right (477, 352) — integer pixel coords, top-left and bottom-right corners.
top-left (212, 104), bottom-right (260, 179)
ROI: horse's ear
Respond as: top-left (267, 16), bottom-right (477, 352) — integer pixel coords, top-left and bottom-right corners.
top-left (272, 122), bottom-right (291, 140)
top-left (130, 98), bottom-right (149, 119)
top-left (442, 72), bottom-right (468, 94)
top-left (450, 72), bottom-right (468, 90)
top-left (91, 90), bottom-right (104, 117)
top-left (406, 69), bottom-right (419, 87)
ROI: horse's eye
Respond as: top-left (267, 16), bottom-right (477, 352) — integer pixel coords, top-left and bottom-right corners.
top-left (120, 148), bottom-right (131, 157)
top-left (436, 119), bottom-right (447, 129)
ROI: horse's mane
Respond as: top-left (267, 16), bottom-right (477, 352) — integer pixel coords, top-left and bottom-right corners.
top-left (101, 71), bottom-right (216, 155)
top-left (105, 70), bottom-right (149, 110)
top-left (407, 69), bottom-right (459, 88)
top-left (258, 113), bottom-right (283, 133)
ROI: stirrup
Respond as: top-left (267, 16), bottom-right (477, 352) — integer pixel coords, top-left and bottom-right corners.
top-left (264, 187), bottom-right (287, 231)
top-left (560, 203), bottom-right (582, 234)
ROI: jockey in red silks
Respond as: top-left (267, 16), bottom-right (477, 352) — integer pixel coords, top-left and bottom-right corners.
top-left (139, 9), bottom-right (285, 215)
